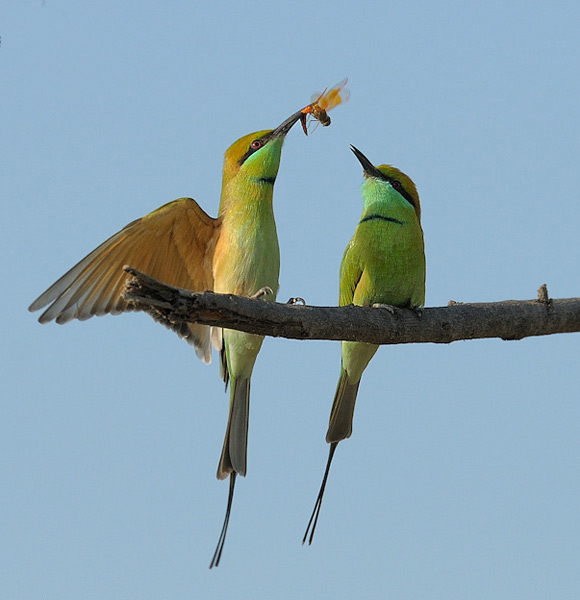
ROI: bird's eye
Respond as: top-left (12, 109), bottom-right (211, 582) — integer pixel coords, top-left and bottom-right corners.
top-left (250, 139), bottom-right (263, 150)
top-left (392, 180), bottom-right (403, 191)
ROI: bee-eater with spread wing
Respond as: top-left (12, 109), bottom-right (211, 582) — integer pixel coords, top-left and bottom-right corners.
top-left (303, 145), bottom-right (426, 544)
top-left (29, 109), bottom-right (304, 567)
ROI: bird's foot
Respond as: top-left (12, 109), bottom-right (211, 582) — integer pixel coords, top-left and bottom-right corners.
top-left (251, 286), bottom-right (274, 300)
top-left (372, 302), bottom-right (396, 314)
top-left (287, 297), bottom-right (306, 305)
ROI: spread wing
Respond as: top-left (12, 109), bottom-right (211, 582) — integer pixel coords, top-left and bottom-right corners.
top-left (29, 197), bottom-right (221, 363)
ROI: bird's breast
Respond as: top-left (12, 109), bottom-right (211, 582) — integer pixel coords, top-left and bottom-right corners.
top-left (353, 215), bottom-right (425, 307)
top-left (212, 206), bottom-right (280, 298)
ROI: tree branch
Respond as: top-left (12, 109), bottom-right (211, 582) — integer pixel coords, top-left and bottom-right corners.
top-left (122, 268), bottom-right (580, 345)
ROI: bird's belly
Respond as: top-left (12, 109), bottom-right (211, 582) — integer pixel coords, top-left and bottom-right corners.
top-left (212, 218), bottom-right (280, 379)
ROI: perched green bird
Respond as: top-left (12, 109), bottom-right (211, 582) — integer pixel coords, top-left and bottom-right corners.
top-left (303, 145), bottom-right (426, 544)
top-left (28, 109), bottom-right (304, 568)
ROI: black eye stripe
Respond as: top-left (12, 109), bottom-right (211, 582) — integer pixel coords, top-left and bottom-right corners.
top-left (397, 187), bottom-right (416, 209)
top-left (238, 142), bottom-right (261, 165)
top-left (238, 132), bottom-right (274, 165)
top-left (381, 176), bottom-right (416, 209)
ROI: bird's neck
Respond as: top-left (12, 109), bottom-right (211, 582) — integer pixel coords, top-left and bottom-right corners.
top-left (218, 175), bottom-right (275, 218)
top-left (361, 185), bottom-right (417, 222)
top-left (212, 174), bottom-right (280, 298)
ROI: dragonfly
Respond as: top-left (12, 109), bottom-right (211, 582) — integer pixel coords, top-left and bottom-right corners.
top-left (300, 77), bottom-right (349, 134)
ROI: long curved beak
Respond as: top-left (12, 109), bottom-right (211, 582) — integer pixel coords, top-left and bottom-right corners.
top-left (271, 109), bottom-right (304, 139)
top-left (350, 145), bottom-right (385, 180)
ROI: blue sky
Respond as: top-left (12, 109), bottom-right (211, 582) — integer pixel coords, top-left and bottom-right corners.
top-left (2, 1), bottom-right (579, 598)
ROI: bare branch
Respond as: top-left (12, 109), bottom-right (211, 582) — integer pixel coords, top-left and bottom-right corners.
top-left (122, 267), bottom-right (580, 345)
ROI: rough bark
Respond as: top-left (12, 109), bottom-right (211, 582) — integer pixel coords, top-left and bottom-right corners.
top-left (122, 268), bottom-right (580, 345)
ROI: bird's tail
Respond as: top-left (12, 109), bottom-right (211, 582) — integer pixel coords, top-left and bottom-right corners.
top-left (217, 376), bottom-right (250, 479)
top-left (209, 472), bottom-right (236, 569)
top-left (210, 377), bottom-right (250, 568)
top-left (326, 368), bottom-right (360, 443)
top-left (303, 370), bottom-right (361, 545)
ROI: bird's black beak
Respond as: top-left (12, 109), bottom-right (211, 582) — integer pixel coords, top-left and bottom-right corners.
top-left (271, 109), bottom-right (304, 139)
top-left (350, 145), bottom-right (385, 180)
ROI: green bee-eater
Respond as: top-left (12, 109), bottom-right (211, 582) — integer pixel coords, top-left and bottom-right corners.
top-left (303, 145), bottom-right (426, 544)
top-left (29, 109), bottom-right (304, 567)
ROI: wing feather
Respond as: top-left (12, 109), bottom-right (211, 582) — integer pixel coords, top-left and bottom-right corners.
top-left (338, 237), bottom-right (363, 307)
top-left (30, 197), bottom-right (221, 363)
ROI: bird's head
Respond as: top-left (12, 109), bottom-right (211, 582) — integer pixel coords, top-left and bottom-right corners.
top-left (350, 145), bottom-right (421, 219)
top-left (222, 110), bottom-right (303, 186)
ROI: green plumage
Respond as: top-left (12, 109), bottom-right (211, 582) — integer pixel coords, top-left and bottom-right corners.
top-left (329, 163), bottom-right (425, 438)
top-left (209, 121), bottom-right (300, 567)
top-left (213, 133), bottom-right (285, 480)
top-left (28, 109), bottom-right (305, 568)
top-left (304, 147), bottom-right (426, 545)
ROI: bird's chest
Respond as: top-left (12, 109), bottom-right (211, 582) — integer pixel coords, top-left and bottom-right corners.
top-left (213, 207), bottom-right (280, 297)
top-left (355, 219), bottom-right (425, 307)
